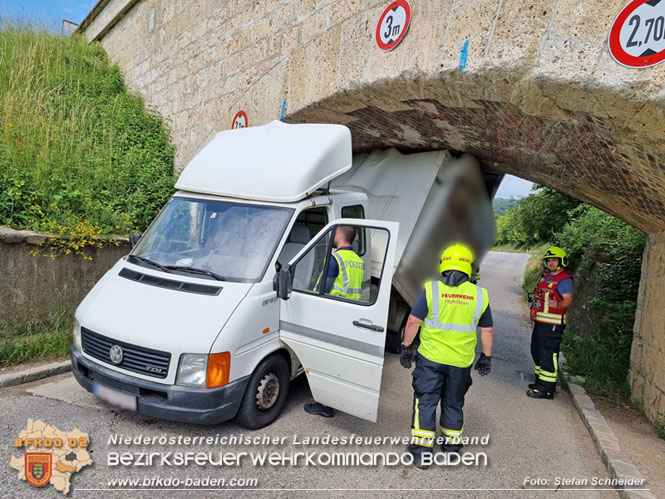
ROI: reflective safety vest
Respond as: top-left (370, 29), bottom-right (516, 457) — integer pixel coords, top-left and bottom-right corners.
top-left (315, 249), bottom-right (364, 300)
top-left (330, 249), bottom-right (364, 300)
top-left (418, 280), bottom-right (489, 368)
top-left (533, 270), bottom-right (573, 325)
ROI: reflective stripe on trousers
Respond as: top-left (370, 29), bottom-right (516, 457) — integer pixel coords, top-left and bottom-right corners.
top-left (411, 400), bottom-right (435, 447)
top-left (538, 354), bottom-right (558, 382)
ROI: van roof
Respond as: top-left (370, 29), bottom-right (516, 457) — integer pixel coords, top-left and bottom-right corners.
top-left (175, 120), bottom-right (352, 203)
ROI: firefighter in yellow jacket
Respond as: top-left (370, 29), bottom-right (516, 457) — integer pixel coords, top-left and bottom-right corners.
top-left (400, 244), bottom-right (494, 469)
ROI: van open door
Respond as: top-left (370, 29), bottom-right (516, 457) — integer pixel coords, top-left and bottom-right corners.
top-left (277, 219), bottom-right (399, 422)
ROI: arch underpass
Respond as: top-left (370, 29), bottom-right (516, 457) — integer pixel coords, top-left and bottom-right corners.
top-left (79, 0), bottom-right (665, 422)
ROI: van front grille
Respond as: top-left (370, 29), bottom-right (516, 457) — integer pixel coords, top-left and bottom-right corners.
top-left (81, 327), bottom-right (170, 379)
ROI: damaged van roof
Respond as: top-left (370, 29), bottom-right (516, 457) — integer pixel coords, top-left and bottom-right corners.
top-left (175, 120), bottom-right (352, 203)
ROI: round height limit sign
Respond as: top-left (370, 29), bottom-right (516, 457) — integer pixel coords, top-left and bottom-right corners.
top-left (376, 0), bottom-right (411, 51)
top-left (231, 110), bottom-right (248, 129)
top-left (609, 0), bottom-right (665, 68)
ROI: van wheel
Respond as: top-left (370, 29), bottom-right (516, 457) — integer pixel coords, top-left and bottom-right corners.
top-left (235, 355), bottom-right (290, 429)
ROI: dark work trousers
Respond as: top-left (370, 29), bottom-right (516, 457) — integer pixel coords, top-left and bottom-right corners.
top-left (408, 353), bottom-right (472, 458)
top-left (531, 321), bottom-right (565, 393)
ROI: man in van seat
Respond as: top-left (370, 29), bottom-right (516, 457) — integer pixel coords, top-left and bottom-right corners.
top-left (400, 244), bottom-right (494, 469)
top-left (527, 246), bottom-right (574, 400)
top-left (305, 225), bottom-right (364, 418)
top-left (313, 225), bottom-right (364, 299)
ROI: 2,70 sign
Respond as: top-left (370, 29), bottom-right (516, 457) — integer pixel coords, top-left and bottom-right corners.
top-left (609, 0), bottom-right (665, 68)
top-left (625, 14), bottom-right (665, 47)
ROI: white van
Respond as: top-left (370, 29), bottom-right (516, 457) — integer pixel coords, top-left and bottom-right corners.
top-left (71, 120), bottom-right (495, 428)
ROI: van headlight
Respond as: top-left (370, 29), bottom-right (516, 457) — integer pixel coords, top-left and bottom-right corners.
top-left (72, 318), bottom-right (82, 351)
top-left (176, 354), bottom-right (207, 386)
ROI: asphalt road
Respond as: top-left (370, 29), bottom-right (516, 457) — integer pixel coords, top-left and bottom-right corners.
top-left (0, 251), bottom-right (615, 498)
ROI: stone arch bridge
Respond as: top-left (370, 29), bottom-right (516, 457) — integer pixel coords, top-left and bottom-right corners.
top-left (79, 0), bottom-right (665, 422)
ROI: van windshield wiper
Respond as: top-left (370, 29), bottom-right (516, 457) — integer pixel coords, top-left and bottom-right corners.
top-left (129, 255), bottom-right (172, 273)
top-left (164, 265), bottom-right (226, 281)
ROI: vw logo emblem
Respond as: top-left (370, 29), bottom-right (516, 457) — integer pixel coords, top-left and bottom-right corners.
top-left (109, 345), bottom-right (124, 364)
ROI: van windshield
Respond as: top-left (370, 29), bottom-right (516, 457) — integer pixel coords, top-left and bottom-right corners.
top-left (130, 197), bottom-right (293, 282)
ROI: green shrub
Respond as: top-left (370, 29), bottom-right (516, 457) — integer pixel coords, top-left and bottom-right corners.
top-left (561, 329), bottom-right (632, 398)
top-left (0, 24), bottom-right (176, 256)
top-left (558, 206), bottom-right (645, 354)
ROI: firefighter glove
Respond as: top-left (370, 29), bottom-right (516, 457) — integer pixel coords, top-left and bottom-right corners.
top-left (474, 353), bottom-right (491, 376)
top-left (400, 344), bottom-right (415, 369)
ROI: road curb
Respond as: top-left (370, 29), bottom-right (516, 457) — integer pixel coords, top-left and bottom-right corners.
top-left (0, 359), bottom-right (71, 389)
top-left (565, 381), bottom-right (655, 499)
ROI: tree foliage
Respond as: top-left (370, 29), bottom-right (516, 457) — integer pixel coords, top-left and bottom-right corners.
top-left (492, 197), bottom-right (521, 216)
top-left (495, 187), bottom-right (581, 248)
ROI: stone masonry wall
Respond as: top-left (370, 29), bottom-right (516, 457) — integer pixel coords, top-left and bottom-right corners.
top-left (630, 233), bottom-right (665, 424)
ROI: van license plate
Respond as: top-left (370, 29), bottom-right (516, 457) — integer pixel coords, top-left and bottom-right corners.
top-left (92, 382), bottom-right (137, 411)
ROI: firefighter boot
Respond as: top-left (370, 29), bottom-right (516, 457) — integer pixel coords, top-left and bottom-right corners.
top-left (527, 389), bottom-right (553, 399)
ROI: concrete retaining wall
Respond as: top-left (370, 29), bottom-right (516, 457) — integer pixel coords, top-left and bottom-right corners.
top-left (0, 226), bottom-right (129, 326)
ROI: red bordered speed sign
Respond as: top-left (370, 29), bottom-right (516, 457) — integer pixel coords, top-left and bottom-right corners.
top-left (376, 0), bottom-right (411, 51)
top-left (231, 110), bottom-right (248, 129)
top-left (609, 0), bottom-right (665, 68)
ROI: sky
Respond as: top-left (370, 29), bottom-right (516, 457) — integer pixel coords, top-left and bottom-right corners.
top-left (1, 0), bottom-right (97, 26)
top-left (494, 174), bottom-right (535, 199)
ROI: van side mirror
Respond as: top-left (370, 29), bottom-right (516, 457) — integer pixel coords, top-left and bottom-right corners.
top-left (129, 232), bottom-right (142, 248)
top-left (276, 266), bottom-right (293, 300)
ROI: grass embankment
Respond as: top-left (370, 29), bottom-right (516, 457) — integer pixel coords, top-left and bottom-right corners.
top-left (0, 24), bottom-right (176, 240)
top-left (0, 314), bottom-right (71, 365)
top-left (0, 23), bottom-right (177, 365)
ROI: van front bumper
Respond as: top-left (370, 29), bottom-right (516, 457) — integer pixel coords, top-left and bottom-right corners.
top-left (71, 346), bottom-right (249, 425)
